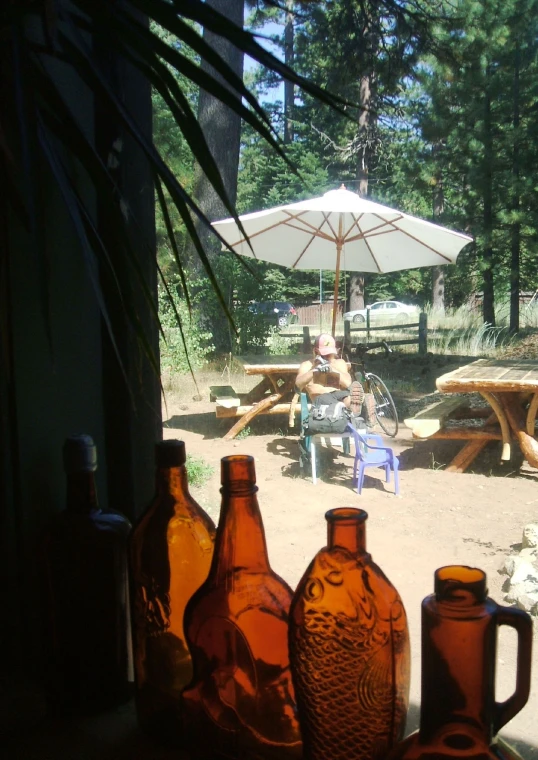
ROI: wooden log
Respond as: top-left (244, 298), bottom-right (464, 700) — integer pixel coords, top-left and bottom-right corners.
top-left (404, 397), bottom-right (467, 438)
top-left (446, 440), bottom-right (490, 473)
top-left (288, 392), bottom-right (299, 428)
top-left (451, 406), bottom-right (492, 419)
top-left (527, 393), bottom-right (538, 436)
top-left (498, 392), bottom-right (538, 468)
top-left (223, 393), bottom-right (281, 440)
top-left (427, 428), bottom-right (502, 441)
top-left (217, 402), bottom-right (303, 419)
top-left (243, 377), bottom-right (272, 404)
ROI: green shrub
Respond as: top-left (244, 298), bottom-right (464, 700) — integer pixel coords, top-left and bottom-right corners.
top-left (159, 284), bottom-right (214, 375)
top-left (186, 455), bottom-right (214, 488)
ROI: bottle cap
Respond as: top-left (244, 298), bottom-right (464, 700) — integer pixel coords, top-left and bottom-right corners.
top-left (435, 565), bottom-right (487, 604)
top-left (155, 439), bottom-right (186, 468)
top-left (63, 434), bottom-right (97, 472)
top-left (221, 455), bottom-right (257, 491)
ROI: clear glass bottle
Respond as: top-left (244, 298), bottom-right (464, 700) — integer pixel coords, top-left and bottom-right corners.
top-left (129, 439), bottom-right (215, 746)
top-left (43, 434), bottom-right (132, 712)
top-left (182, 454), bottom-right (302, 760)
top-left (289, 507), bottom-right (410, 760)
top-left (387, 566), bottom-right (533, 760)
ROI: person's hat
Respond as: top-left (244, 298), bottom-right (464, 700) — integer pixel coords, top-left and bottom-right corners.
top-left (314, 333), bottom-right (337, 356)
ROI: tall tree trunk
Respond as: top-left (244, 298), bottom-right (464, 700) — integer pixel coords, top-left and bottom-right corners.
top-left (482, 67), bottom-right (495, 326)
top-left (509, 44), bottom-right (520, 334)
top-left (432, 143), bottom-right (445, 313)
top-left (348, 67), bottom-right (375, 312)
top-left (190, 0), bottom-right (244, 273)
top-left (284, 0), bottom-right (294, 144)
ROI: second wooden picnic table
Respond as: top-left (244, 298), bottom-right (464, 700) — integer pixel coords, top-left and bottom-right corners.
top-left (405, 358), bottom-right (538, 472)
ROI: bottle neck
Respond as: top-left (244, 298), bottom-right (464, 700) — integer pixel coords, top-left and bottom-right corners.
top-left (65, 472), bottom-right (98, 513)
top-left (326, 508), bottom-right (367, 556)
top-left (212, 486), bottom-right (270, 579)
top-left (155, 465), bottom-right (191, 505)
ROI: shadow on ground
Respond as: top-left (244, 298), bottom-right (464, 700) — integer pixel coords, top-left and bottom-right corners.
top-left (398, 438), bottom-right (538, 481)
top-left (164, 411), bottom-right (300, 440)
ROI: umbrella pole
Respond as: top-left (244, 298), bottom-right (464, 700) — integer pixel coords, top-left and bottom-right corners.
top-left (331, 229), bottom-right (343, 337)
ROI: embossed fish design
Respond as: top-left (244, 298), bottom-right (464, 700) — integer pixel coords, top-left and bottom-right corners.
top-left (290, 550), bottom-right (410, 760)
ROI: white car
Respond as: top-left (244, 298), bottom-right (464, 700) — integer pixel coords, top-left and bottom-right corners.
top-left (344, 300), bottom-right (419, 323)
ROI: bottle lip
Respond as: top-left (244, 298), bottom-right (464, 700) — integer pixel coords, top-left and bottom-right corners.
top-left (155, 439), bottom-right (186, 468)
top-left (325, 507), bottom-right (368, 524)
top-left (220, 455), bottom-right (257, 491)
top-left (434, 565), bottom-right (487, 604)
top-left (63, 434), bottom-right (97, 473)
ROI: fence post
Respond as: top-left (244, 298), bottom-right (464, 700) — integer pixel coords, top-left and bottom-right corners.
top-left (418, 312), bottom-right (427, 355)
top-left (344, 320), bottom-right (351, 352)
top-left (302, 326), bottom-right (311, 352)
top-left (366, 308), bottom-right (371, 342)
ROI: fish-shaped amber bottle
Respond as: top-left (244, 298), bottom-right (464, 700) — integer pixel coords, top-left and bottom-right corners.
top-left (289, 507), bottom-right (410, 760)
top-left (182, 455), bottom-right (301, 760)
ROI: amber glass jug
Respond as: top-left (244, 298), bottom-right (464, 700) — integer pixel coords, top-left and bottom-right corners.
top-left (387, 566), bottom-right (533, 760)
top-left (289, 507), bottom-right (410, 760)
top-left (182, 455), bottom-right (301, 760)
top-left (129, 439), bottom-right (215, 746)
top-left (43, 434), bottom-right (132, 712)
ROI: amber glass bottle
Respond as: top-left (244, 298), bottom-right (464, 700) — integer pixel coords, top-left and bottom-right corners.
top-left (43, 434), bottom-right (132, 712)
top-left (289, 507), bottom-right (410, 760)
top-left (129, 439), bottom-right (215, 746)
top-left (387, 566), bottom-right (532, 760)
top-left (182, 454), bottom-right (302, 760)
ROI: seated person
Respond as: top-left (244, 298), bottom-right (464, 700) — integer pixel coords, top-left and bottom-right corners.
top-left (296, 333), bottom-right (364, 416)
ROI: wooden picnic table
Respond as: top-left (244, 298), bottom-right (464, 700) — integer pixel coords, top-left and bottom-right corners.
top-left (217, 355), bottom-right (312, 441)
top-left (430, 359), bottom-right (538, 472)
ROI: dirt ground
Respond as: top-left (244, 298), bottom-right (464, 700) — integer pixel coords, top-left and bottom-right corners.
top-left (162, 351), bottom-right (538, 757)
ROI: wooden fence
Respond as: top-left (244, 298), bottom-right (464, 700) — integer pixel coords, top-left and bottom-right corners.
top-left (344, 312), bottom-right (428, 355)
top-left (281, 312), bottom-right (428, 355)
top-left (295, 303), bottom-right (344, 325)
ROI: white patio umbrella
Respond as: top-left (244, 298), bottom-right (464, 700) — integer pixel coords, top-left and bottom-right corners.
top-left (213, 185), bottom-right (473, 336)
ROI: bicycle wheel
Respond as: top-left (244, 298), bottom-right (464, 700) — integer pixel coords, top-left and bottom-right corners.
top-left (366, 373), bottom-right (398, 437)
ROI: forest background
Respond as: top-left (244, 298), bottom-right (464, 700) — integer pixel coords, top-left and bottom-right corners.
top-left (155, 0), bottom-right (538, 368)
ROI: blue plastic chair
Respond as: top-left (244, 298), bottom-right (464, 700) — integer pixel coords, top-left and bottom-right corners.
top-left (346, 423), bottom-right (400, 495)
top-left (299, 393), bottom-right (352, 484)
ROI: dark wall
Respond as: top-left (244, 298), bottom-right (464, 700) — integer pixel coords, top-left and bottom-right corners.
top-left (0, 24), bottom-right (160, 681)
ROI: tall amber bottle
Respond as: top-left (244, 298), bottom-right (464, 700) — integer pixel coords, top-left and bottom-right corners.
top-left (43, 434), bottom-right (132, 712)
top-left (387, 566), bottom-right (532, 760)
top-left (129, 439), bottom-right (215, 746)
top-left (289, 507), bottom-right (410, 760)
top-left (182, 454), bottom-right (302, 760)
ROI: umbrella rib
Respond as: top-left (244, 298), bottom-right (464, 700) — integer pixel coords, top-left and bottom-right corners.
top-left (286, 209), bottom-right (340, 240)
top-left (370, 213), bottom-right (454, 262)
top-left (348, 215), bottom-right (383, 273)
top-left (291, 213), bottom-right (338, 268)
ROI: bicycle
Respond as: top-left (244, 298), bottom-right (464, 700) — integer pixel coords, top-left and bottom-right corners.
top-left (347, 340), bottom-right (399, 437)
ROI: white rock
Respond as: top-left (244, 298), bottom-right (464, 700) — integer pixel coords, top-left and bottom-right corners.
top-left (498, 556), bottom-right (517, 576)
top-left (514, 593), bottom-right (538, 615)
top-left (522, 523), bottom-right (538, 549)
top-left (519, 547), bottom-right (537, 562)
top-left (505, 582), bottom-right (538, 603)
top-left (509, 559), bottom-right (538, 586)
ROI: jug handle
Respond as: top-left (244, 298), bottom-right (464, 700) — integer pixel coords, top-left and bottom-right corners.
top-left (494, 605), bottom-right (533, 733)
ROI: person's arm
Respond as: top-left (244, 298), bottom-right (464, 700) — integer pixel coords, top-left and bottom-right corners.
top-left (296, 361), bottom-right (314, 392)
